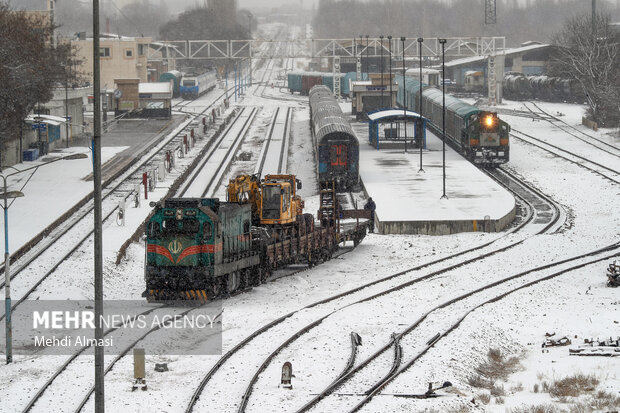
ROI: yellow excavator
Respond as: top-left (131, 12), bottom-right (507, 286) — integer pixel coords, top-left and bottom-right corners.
top-left (227, 174), bottom-right (304, 227)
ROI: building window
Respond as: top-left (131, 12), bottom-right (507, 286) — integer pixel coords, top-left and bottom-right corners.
top-left (125, 49), bottom-right (133, 58)
top-left (138, 44), bottom-right (145, 56)
top-left (100, 47), bottom-right (111, 57)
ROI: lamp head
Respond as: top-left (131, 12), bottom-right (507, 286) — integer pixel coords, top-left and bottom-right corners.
top-left (400, 36), bottom-right (406, 42)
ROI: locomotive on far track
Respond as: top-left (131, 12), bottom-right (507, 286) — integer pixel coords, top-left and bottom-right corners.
top-left (180, 70), bottom-right (217, 99)
top-left (397, 74), bottom-right (510, 167)
top-left (309, 85), bottom-right (360, 191)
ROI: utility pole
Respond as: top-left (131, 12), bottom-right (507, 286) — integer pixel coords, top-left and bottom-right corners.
top-left (417, 37), bottom-right (424, 173)
top-left (401, 37), bottom-right (407, 154)
top-left (65, 72), bottom-right (70, 148)
top-left (380, 35), bottom-right (384, 107)
top-left (365, 35), bottom-right (369, 74)
top-left (92, 0), bottom-right (105, 411)
top-left (387, 35), bottom-right (393, 105)
top-left (439, 38), bottom-right (448, 200)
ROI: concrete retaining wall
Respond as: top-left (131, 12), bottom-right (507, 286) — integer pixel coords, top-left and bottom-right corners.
top-left (375, 205), bottom-right (516, 235)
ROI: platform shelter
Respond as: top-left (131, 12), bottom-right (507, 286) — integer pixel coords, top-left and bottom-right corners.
top-left (367, 109), bottom-right (428, 150)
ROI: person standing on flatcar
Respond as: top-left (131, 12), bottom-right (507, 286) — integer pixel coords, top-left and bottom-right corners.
top-left (364, 197), bottom-right (376, 233)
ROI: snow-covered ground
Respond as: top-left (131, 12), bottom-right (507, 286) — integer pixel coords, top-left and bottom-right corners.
top-left (1, 22), bottom-right (619, 413)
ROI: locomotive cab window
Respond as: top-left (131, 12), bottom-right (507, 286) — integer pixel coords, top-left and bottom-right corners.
top-left (148, 222), bottom-right (161, 238)
top-left (263, 186), bottom-right (281, 219)
top-left (203, 221), bottom-right (212, 240)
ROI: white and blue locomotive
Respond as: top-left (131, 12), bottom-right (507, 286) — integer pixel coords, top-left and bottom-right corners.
top-left (180, 71), bottom-right (217, 99)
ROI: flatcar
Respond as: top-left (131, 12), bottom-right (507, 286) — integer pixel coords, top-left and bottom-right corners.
top-left (309, 85), bottom-right (359, 190)
top-left (144, 194), bottom-right (367, 301)
top-left (180, 70), bottom-right (217, 99)
top-left (397, 74), bottom-right (510, 167)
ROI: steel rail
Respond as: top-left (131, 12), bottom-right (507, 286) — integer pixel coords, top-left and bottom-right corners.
top-left (526, 102), bottom-right (620, 154)
top-left (349, 244), bottom-right (620, 412)
top-left (511, 128), bottom-right (620, 185)
top-left (185, 174), bottom-right (561, 413)
top-left (200, 108), bottom-right (258, 198)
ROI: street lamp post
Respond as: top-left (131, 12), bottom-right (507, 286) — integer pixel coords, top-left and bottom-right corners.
top-left (92, 0), bottom-right (105, 409)
top-left (401, 36), bottom-right (407, 153)
top-left (439, 38), bottom-right (448, 199)
top-left (1, 153), bottom-right (86, 364)
top-left (417, 37), bottom-right (424, 173)
top-left (1, 174), bottom-right (22, 365)
top-left (380, 35), bottom-right (384, 108)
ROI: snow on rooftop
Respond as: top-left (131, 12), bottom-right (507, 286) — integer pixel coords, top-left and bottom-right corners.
top-left (446, 43), bottom-right (551, 67)
top-left (367, 109), bottom-right (425, 121)
top-left (139, 82), bottom-right (172, 94)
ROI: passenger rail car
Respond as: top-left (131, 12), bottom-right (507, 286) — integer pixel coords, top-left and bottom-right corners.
top-left (309, 85), bottom-right (360, 190)
top-left (397, 74), bottom-right (510, 166)
top-left (180, 71), bottom-right (217, 99)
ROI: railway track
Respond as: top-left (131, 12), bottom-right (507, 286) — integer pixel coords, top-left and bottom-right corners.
top-left (312, 242), bottom-right (620, 413)
top-left (510, 128), bottom-right (620, 185)
top-left (176, 107), bottom-right (257, 198)
top-left (254, 107), bottom-right (292, 176)
top-left (0, 98), bottom-right (233, 323)
top-left (486, 167), bottom-right (562, 234)
top-left (182, 169), bottom-right (564, 412)
top-left (524, 102), bottom-right (620, 156)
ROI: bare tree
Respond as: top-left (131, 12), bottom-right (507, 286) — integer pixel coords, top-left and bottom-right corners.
top-left (551, 14), bottom-right (620, 126)
top-left (0, 2), bottom-right (77, 165)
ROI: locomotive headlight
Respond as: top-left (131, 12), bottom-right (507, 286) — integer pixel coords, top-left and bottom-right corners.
top-left (484, 115), bottom-right (495, 128)
top-left (176, 208), bottom-right (183, 220)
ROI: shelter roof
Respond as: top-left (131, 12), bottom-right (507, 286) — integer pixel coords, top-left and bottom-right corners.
top-left (368, 109), bottom-right (426, 122)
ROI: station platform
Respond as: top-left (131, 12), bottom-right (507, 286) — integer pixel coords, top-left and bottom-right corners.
top-left (351, 123), bottom-right (516, 235)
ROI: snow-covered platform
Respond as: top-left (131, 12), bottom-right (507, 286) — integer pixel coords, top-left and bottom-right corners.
top-left (355, 126), bottom-right (516, 235)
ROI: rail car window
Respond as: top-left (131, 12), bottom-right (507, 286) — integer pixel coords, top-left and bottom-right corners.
top-left (147, 222), bottom-right (161, 238)
top-left (203, 221), bottom-right (212, 240)
top-left (161, 218), bottom-right (199, 234)
top-left (243, 220), bottom-right (250, 233)
top-left (183, 80), bottom-right (196, 86)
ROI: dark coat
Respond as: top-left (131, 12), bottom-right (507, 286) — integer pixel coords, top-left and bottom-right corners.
top-left (364, 199), bottom-right (376, 212)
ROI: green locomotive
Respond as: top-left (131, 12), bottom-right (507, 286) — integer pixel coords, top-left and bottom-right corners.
top-left (145, 198), bottom-right (262, 301)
